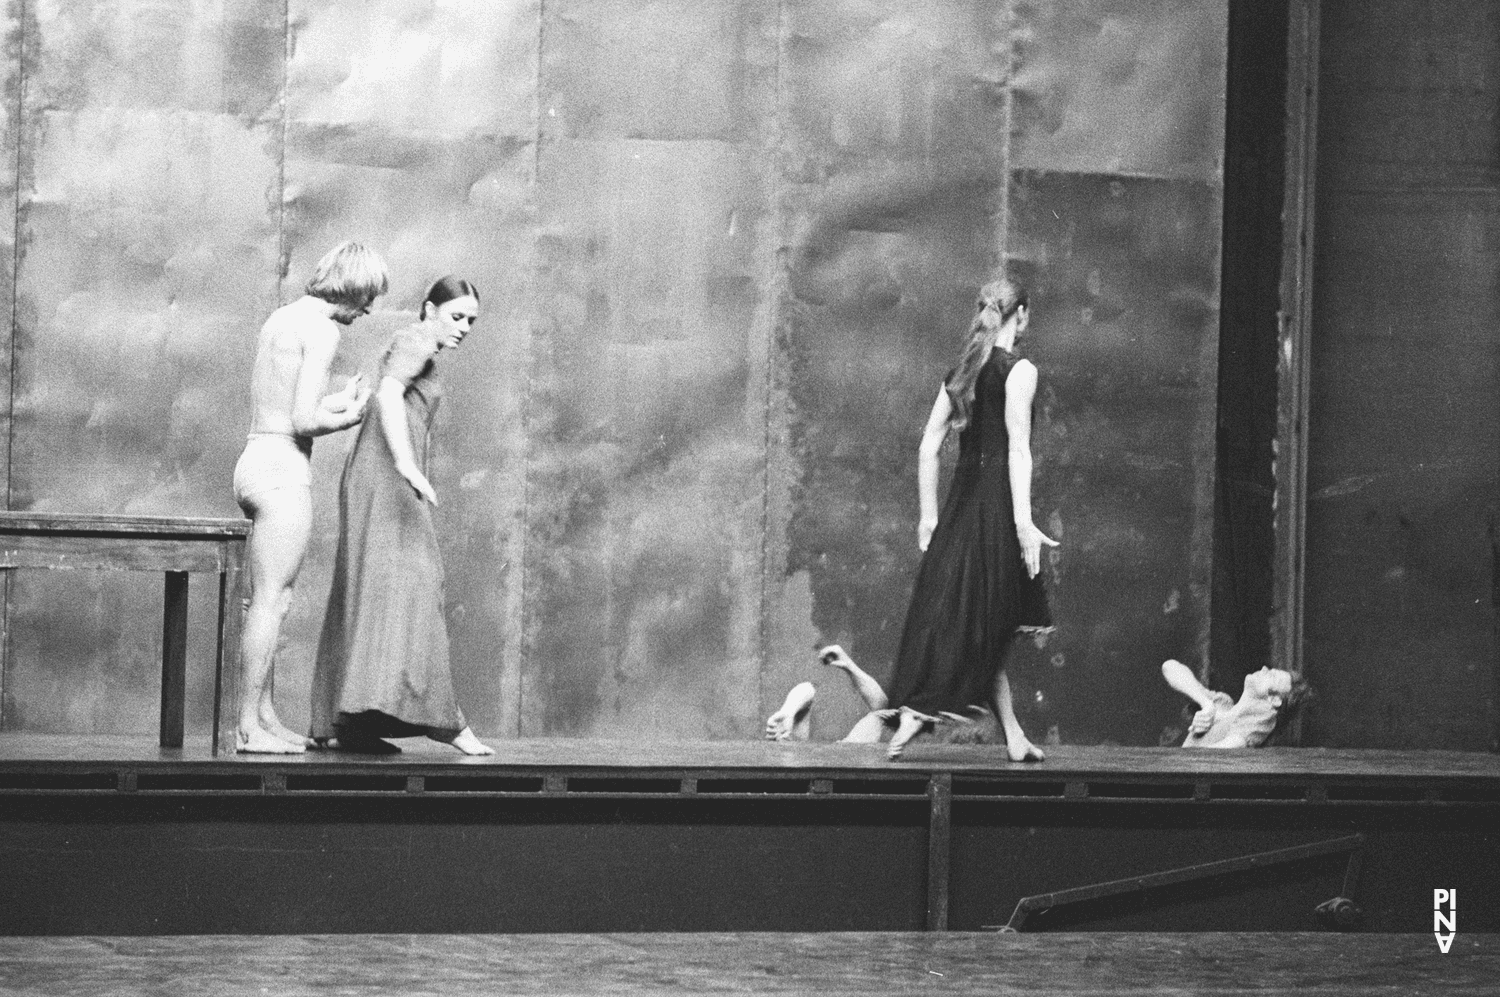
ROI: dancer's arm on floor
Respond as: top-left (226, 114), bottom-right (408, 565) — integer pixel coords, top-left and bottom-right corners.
top-left (291, 325), bottom-right (366, 436)
top-left (1004, 359), bottom-right (1056, 577)
top-left (916, 386), bottom-right (952, 551)
top-left (376, 376), bottom-right (438, 505)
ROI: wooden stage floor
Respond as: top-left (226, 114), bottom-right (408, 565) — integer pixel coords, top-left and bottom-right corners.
top-left (0, 932), bottom-right (1494, 996)
top-left (2, 734), bottom-right (1497, 806)
top-left (4, 732), bottom-right (1498, 776)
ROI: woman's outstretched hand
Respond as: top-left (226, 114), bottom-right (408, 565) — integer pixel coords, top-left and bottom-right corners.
top-left (918, 516), bottom-right (938, 551)
top-left (1016, 521), bottom-right (1059, 578)
top-left (397, 460), bottom-right (438, 506)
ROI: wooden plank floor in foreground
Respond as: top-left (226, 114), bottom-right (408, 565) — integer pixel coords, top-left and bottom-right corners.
top-left (0, 933), bottom-right (1494, 996)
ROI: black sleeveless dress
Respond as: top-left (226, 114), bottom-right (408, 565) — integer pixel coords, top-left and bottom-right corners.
top-left (884, 347), bottom-right (1053, 717)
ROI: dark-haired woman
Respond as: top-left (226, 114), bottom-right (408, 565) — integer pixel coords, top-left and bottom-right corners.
top-left (881, 278), bottom-right (1057, 760)
top-left (310, 277), bottom-right (492, 755)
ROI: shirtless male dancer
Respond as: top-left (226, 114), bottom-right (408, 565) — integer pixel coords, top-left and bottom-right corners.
top-left (1161, 659), bottom-right (1310, 748)
top-left (231, 241), bottom-right (388, 753)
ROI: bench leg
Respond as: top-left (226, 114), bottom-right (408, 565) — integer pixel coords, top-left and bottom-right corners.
top-left (213, 562), bottom-right (246, 757)
top-left (160, 571), bottom-right (189, 749)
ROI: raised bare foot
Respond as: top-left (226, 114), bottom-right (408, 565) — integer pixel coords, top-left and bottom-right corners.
top-left (887, 707), bottom-right (930, 759)
top-left (439, 728), bottom-right (494, 756)
top-left (237, 725), bottom-right (306, 754)
top-left (1005, 732), bottom-right (1045, 762)
top-left (765, 681), bottom-right (816, 741)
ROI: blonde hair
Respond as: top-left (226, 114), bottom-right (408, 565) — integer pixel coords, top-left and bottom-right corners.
top-left (945, 277), bottom-right (1028, 432)
top-left (304, 241), bottom-right (390, 306)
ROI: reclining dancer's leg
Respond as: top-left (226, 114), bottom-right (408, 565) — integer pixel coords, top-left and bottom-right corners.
top-left (766, 681), bottom-right (817, 741)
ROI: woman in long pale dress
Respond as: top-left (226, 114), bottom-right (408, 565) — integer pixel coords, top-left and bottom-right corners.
top-left (310, 277), bottom-right (492, 755)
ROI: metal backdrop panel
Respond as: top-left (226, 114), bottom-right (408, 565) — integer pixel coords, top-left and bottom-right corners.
top-left (5, 0), bottom-right (281, 733)
top-left (1, 0), bottom-right (1227, 747)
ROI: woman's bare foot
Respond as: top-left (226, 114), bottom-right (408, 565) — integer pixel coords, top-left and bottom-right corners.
top-left (995, 669), bottom-right (1044, 761)
top-left (887, 707), bottom-right (931, 759)
top-left (765, 682), bottom-right (816, 741)
top-left (436, 727), bottom-right (494, 756)
top-left (237, 725), bottom-right (306, 754)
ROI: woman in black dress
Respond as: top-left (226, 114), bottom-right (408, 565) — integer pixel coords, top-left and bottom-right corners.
top-left (883, 277), bottom-right (1056, 760)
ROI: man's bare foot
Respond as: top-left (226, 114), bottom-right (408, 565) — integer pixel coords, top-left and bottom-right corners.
top-left (237, 725), bottom-right (306, 754)
top-left (435, 727), bottom-right (494, 756)
top-left (259, 710), bottom-right (315, 748)
top-left (1005, 731), bottom-right (1045, 762)
top-left (887, 707), bottom-right (931, 759)
top-left (766, 681), bottom-right (816, 741)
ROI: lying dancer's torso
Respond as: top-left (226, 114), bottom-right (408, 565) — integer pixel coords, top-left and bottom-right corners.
top-left (1183, 694), bottom-right (1277, 749)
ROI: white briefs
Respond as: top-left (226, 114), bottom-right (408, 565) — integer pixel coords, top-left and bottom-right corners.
top-left (233, 433), bottom-right (312, 510)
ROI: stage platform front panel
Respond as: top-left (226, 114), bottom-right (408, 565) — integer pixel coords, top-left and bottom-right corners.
top-left (3, 735), bottom-right (1496, 935)
top-left (0, 933), bottom-right (1494, 996)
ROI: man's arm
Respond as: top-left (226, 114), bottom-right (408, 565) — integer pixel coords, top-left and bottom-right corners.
top-left (1162, 659), bottom-right (1226, 735)
top-left (1161, 659), bottom-right (1219, 710)
top-left (290, 325), bottom-right (366, 436)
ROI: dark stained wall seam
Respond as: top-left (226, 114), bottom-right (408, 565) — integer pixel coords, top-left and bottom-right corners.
top-left (6, 0), bottom-right (25, 509)
top-left (518, 0), bottom-right (546, 730)
top-left (1, 0), bottom-right (29, 726)
top-left (276, 0), bottom-right (290, 302)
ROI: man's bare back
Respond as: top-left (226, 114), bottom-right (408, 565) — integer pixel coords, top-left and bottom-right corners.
top-left (248, 296), bottom-right (356, 441)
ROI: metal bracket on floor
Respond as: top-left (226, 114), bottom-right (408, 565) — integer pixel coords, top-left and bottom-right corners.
top-left (991, 833), bottom-right (1366, 932)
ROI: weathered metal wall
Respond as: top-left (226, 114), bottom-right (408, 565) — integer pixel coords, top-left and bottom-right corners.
top-left (0, 0), bottom-right (1228, 747)
top-left (1005, 0), bottom-right (1227, 745)
top-left (3, 0), bottom-right (283, 733)
top-left (1304, 0), bottom-right (1499, 749)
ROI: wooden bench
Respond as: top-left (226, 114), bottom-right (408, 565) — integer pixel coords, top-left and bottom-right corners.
top-left (0, 512), bottom-right (248, 755)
